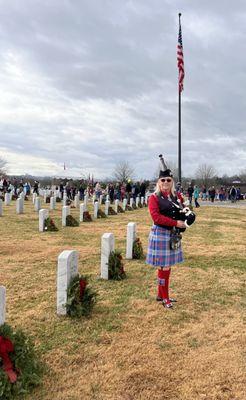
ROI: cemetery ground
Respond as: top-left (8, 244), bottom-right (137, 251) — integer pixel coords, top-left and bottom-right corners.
top-left (0, 200), bottom-right (245, 400)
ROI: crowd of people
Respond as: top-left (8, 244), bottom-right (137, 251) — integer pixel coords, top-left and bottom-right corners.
top-left (183, 184), bottom-right (243, 207)
top-left (0, 176), bottom-right (244, 206)
top-left (58, 180), bottom-right (148, 203)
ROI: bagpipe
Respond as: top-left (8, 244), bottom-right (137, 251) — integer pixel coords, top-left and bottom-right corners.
top-left (172, 199), bottom-right (196, 232)
top-left (169, 200), bottom-right (196, 250)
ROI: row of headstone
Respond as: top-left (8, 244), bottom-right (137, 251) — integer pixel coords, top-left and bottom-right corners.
top-left (56, 222), bottom-right (139, 315)
top-left (0, 286), bottom-right (6, 325)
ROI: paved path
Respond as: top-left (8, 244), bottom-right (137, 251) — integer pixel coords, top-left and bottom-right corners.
top-left (199, 200), bottom-right (246, 209)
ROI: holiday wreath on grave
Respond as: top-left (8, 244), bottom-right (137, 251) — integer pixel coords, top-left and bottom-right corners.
top-left (44, 217), bottom-right (58, 231)
top-left (132, 238), bottom-right (144, 259)
top-left (83, 211), bottom-right (92, 222)
top-left (138, 202), bottom-right (143, 208)
top-left (66, 215), bottom-right (79, 227)
top-left (125, 205), bottom-right (133, 211)
top-left (108, 250), bottom-right (126, 280)
top-left (117, 205), bottom-right (125, 213)
top-left (45, 197), bottom-right (50, 204)
top-left (66, 275), bottom-right (97, 317)
top-left (132, 203), bottom-right (137, 210)
top-left (0, 323), bottom-right (42, 400)
top-left (108, 207), bottom-right (117, 215)
top-left (97, 209), bottom-right (107, 218)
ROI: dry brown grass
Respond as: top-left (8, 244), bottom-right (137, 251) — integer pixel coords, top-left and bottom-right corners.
top-left (0, 200), bottom-right (245, 400)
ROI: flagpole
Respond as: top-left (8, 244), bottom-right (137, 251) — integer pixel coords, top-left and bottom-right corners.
top-left (178, 12), bottom-right (183, 184)
top-left (178, 79), bottom-right (181, 183)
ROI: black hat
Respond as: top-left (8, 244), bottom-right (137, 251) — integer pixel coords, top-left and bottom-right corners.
top-left (158, 154), bottom-right (173, 178)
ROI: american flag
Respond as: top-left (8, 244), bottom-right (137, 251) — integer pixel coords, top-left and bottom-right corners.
top-left (177, 16), bottom-right (184, 92)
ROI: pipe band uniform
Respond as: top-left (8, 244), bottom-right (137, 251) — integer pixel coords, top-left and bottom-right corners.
top-left (146, 154), bottom-right (196, 309)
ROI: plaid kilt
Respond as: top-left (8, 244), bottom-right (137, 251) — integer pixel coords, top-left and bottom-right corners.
top-left (146, 225), bottom-right (183, 268)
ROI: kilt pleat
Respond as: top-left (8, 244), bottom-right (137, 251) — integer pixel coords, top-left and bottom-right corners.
top-left (146, 225), bottom-right (183, 267)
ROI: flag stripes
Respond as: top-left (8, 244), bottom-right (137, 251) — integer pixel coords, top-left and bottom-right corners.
top-left (177, 17), bottom-right (184, 92)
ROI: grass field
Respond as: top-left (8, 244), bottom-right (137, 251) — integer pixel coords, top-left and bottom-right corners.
top-left (0, 199), bottom-right (245, 400)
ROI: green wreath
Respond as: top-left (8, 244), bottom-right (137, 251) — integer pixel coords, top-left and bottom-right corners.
top-left (132, 238), bottom-right (144, 259)
top-left (0, 324), bottom-right (43, 400)
top-left (66, 275), bottom-right (97, 318)
top-left (44, 217), bottom-right (58, 231)
top-left (83, 211), bottom-right (92, 222)
top-left (117, 205), bottom-right (125, 213)
top-left (108, 207), bottom-right (117, 215)
top-left (66, 215), bottom-right (79, 227)
top-left (97, 209), bottom-right (107, 218)
top-left (108, 250), bottom-right (126, 280)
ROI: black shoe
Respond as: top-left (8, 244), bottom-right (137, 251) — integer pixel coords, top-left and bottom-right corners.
top-left (169, 298), bottom-right (177, 303)
top-left (156, 296), bottom-right (162, 302)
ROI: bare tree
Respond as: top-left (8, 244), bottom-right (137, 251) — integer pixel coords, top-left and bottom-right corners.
top-left (239, 168), bottom-right (246, 181)
top-left (113, 161), bottom-right (134, 183)
top-left (195, 164), bottom-right (217, 187)
top-left (0, 157), bottom-right (7, 175)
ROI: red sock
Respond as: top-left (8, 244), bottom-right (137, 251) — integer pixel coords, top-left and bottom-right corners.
top-left (157, 268), bottom-right (171, 300)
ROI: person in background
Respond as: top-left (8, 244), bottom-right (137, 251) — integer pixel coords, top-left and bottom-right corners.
top-left (209, 186), bottom-right (216, 202)
top-left (126, 180), bottom-right (132, 204)
top-left (187, 183), bottom-right (194, 206)
top-left (193, 185), bottom-right (200, 208)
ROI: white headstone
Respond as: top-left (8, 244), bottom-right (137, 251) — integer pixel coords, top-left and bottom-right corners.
top-left (92, 194), bottom-right (96, 204)
top-left (0, 199), bottom-right (3, 217)
top-left (130, 198), bottom-right (133, 208)
top-left (62, 206), bottom-right (70, 227)
top-left (63, 195), bottom-right (67, 207)
top-left (32, 192), bottom-right (37, 204)
top-left (126, 222), bottom-right (137, 259)
top-left (0, 286), bottom-right (6, 326)
top-left (99, 194), bottom-right (103, 205)
top-left (106, 194), bottom-right (109, 202)
top-left (101, 233), bottom-right (115, 280)
top-left (84, 194), bottom-right (88, 211)
top-left (16, 198), bottom-right (24, 214)
top-left (39, 209), bottom-right (49, 232)
top-left (122, 198), bottom-right (127, 211)
top-left (57, 250), bottom-right (79, 315)
top-left (50, 196), bottom-right (56, 210)
top-left (115, 199), bottom-right (119, 213)
top-left (74, 194), bottom-right (79, 208)
top-left (105, 200), bottom-right (110, 216)
top-left (79, 203), bottom-right (85, 222)
top-left (34, 197), bottom-right (41, 212)
top-left (4, 193), bottom-right (11, 206)
top-left (136, 196), bottom-right (139, 207)
top-left (141, 196), bottom-right (144, 205)
top-left (94, 201), bottom-right (99, 219)
top-left (145, 194), bottom-right (148, 205)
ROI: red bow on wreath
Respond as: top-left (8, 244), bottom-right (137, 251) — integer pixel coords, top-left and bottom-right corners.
top-left (0, 336), bottom-right (17, 383)
top-left (79, 278), bottom-right (87, 299)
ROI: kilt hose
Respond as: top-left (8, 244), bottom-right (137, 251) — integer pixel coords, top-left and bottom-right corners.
top-left (157, 268), bottom-right (170, 300)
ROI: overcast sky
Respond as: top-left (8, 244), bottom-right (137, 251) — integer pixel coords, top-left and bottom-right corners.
top-left (0, 0), bottom-right (246, 179)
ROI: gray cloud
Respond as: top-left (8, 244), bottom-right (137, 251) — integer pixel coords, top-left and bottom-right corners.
top-left (0, 0), bottom-right (246, 179)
